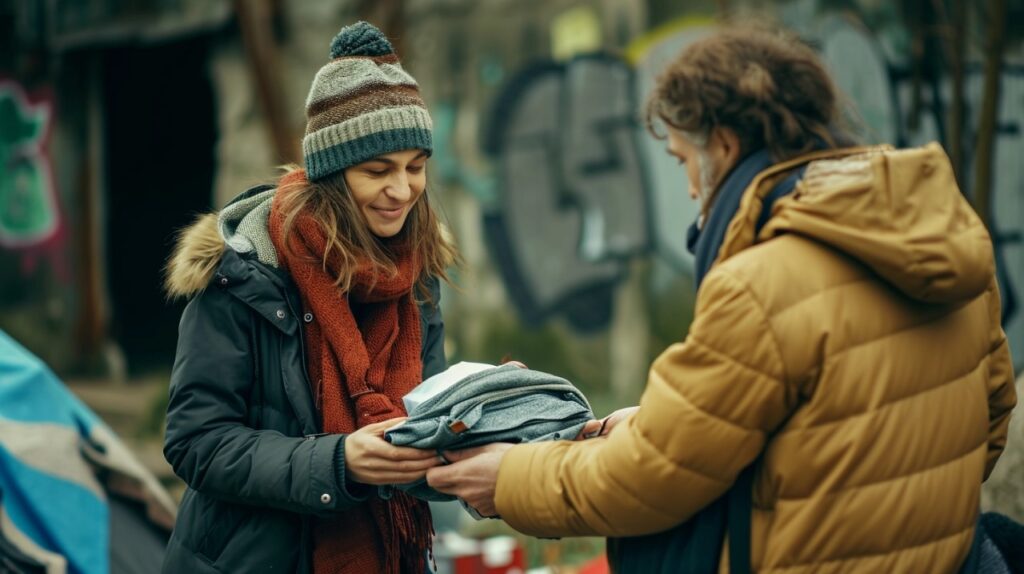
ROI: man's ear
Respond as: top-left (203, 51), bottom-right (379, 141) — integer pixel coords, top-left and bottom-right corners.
top-left (713, 126), bottom-right (742, 169)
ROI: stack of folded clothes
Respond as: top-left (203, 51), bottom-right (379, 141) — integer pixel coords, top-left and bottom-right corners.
top-left (384, 362), bottom-right (594, 507)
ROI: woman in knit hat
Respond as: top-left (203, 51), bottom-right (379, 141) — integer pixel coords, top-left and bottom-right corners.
top-left (161, 21), bottom-right (457, 574)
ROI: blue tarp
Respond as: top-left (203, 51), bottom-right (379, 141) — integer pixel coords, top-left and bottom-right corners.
top-left (0, 331), bottom-right (110, 574)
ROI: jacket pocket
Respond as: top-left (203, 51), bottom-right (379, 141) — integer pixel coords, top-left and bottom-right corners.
top-left (184, 491), bottom-right (251, 563)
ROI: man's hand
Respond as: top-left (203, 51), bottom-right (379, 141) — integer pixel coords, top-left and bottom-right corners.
top-left (426, 443), bottom-right (515, 518)
top-left (344, 418), bottom-right (442, 486)
top-left (576, 406), bottom-right (639, 440)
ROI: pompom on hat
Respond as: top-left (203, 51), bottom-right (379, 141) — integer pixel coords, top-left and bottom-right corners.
top-left (302, 21), bottom-right (433, 181)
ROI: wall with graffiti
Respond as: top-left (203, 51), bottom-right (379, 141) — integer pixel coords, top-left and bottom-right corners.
top-left (0, 78), bottom-right (76, 369)
top-left (0, 80), bottom-right (65, 279)
top-left (2, 0), bottom-right (1019, 376)
top-left (476, 8), bottom-right (1024, 361)
top-left (482, 55), bottom-right (650, 332)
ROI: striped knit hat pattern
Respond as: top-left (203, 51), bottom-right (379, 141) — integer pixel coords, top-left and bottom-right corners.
top-left (303, 21), bottom-right (433, 181)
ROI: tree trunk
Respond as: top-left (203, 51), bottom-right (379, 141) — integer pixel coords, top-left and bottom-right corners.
top-left (973, 0), bottom-right (1007, 229)
top-left (907, 0), bottom-right (926, 131)
top-left (358, 0), bottom-right (407, 57)
top-left (233, 0), bottom-right (299, 164)
top-left (948, 0), bottom-right (966, 183)
top-left (609, 261), bottom-right (650, 401)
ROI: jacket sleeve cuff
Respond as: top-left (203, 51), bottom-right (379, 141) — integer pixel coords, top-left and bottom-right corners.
top-left (333, 435), bottom-right (373, 503)
top-left (496, 442), bottom-right (565, 536)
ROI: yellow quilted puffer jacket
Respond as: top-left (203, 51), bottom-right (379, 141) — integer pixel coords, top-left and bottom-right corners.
top-left (494, 143), bottom-right (1017, 573)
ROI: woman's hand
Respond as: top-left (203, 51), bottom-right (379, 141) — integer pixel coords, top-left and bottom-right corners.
top-left (344, 418), bottom-right (442, 486)
top-left (576, 406), bottom-right (640, 440)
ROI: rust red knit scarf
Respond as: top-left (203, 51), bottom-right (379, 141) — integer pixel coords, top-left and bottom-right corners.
top-left (269, 169), bottom-right (433, 574)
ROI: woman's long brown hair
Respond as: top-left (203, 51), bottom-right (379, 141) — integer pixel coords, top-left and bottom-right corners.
top-left (274, 165), bottom-right (460, 301)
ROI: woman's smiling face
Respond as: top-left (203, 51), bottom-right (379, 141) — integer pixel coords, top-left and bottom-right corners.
top-left (344, 149), bottom-right (429, 237)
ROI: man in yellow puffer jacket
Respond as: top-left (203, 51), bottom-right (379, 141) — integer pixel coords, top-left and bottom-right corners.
top-left (428, 26), bottom-right (1017, 573)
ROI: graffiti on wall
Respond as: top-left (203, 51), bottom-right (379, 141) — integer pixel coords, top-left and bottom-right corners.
top-left (0, 79), bottom-right (67, 282)
top-left (482, 55), bottom-right (650, 332)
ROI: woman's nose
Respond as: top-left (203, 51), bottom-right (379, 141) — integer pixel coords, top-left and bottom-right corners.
top-left (385, 172), bottom-right (412, 201)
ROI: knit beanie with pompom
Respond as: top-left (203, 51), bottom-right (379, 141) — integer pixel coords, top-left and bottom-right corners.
top-left (302, 21), bottom-right (433, 181)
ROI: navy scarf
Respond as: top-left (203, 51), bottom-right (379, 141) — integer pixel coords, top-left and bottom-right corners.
top-left (611, 149), bottom-right (808, 574)
top-left (686, 149), bottom-right (807, 288)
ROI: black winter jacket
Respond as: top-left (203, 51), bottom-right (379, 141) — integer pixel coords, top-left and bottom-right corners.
top-left (161, 196), bottom-right (446, 573)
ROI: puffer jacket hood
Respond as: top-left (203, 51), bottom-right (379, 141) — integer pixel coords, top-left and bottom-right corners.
top-left (752, 143), bottom-right (993, 304)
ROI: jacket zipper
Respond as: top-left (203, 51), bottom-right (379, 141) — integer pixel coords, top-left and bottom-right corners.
top-left (282, 290), bottom-right (317, 430)
top-left (283, 294), bottom-right (311, 384)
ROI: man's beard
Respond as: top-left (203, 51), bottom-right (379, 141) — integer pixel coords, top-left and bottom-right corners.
top-left (696, 149), bottom-right (719, 207)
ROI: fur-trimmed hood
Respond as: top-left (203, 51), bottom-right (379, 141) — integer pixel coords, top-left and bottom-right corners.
top-left (164, 185), bottom-right (278, 300)
top-left (164, 212), bottom-right (225, 300)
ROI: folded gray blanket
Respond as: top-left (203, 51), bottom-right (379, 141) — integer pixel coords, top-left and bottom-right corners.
top-left (384, 363), bottom-right (594, 502)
